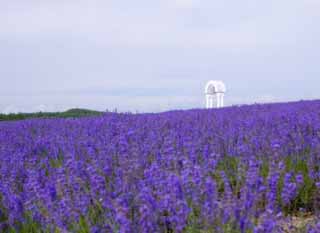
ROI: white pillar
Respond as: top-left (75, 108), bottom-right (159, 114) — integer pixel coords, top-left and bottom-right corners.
top-left (220, 93), bottom-right (224, 107)
top-left (205, 95), bottom-right (208, 108)
top-left (215, 93), bottom-right (219, 108)
top-left (212, 94), bottom-right (218, 108)
top-left (211, 95), bottom-right (215, 108)
top-left (206, 94), bottom-right (225, 109)
top-left (216, 93), bottom-right (224, 108)
top-left (206, 95), bottom-right (209, 108)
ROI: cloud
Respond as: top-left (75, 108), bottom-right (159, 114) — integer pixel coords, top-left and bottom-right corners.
top-left (0, 93), bottom-right (202, 113)
top-left (2, 105), bottom-right (19, 114)
top-left (0, 0), bottom-right (320, 112)
top-left (0, 0), bottom-right (318, 53)
top-left (33, 104), bottom-right (47, 112)
top-left (174, 0), bottom-right (194, 8)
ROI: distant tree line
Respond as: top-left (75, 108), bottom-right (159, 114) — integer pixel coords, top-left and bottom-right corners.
top-left (0, 108), bottom-right (103, 121)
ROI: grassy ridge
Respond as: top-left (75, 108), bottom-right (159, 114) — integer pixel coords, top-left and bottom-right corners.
top-left (0, 108), bottom-right (103, 121)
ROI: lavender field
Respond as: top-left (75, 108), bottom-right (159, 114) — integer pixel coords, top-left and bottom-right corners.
top-left (1, 100), bottom-right (320, 233)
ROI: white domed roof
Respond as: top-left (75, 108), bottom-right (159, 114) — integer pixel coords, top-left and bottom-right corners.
top-left (205, 80), bottom-right (226, 94)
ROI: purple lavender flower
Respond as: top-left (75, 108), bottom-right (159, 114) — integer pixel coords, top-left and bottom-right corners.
top-left (0, 100), bottom-right (320, 231)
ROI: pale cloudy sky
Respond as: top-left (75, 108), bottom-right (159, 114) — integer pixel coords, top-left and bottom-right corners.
top-left (1, 0), bottom-right (320, 113)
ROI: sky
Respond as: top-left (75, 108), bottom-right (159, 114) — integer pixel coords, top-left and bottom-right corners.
top-left (1, 0), bottom-right (320, 113)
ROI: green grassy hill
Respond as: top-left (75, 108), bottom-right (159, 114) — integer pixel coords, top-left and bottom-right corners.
top-left (0, 108), bottom-right (103, 121)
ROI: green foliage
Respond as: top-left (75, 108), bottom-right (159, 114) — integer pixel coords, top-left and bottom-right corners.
top-left (88, 201), bottom-right (104, 226)
top-left (49, 152), bottom-right (64, 169)
top-left (214, 156), bottom-right (242, 196)
top-left (14, 214), bottom-right (41, 233)
top-left (2, 212), bottom-right (48, 233)
top-left (278, 157), bottom-right (317, 214)
top-left (185, 207), bottom-right (203, 233)
top-left (78, 215), bottom-right (90, 233)
top-left (259, 158), bottom-right (269, 180)
top-left (0, 195), bottom-right (8, 224)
